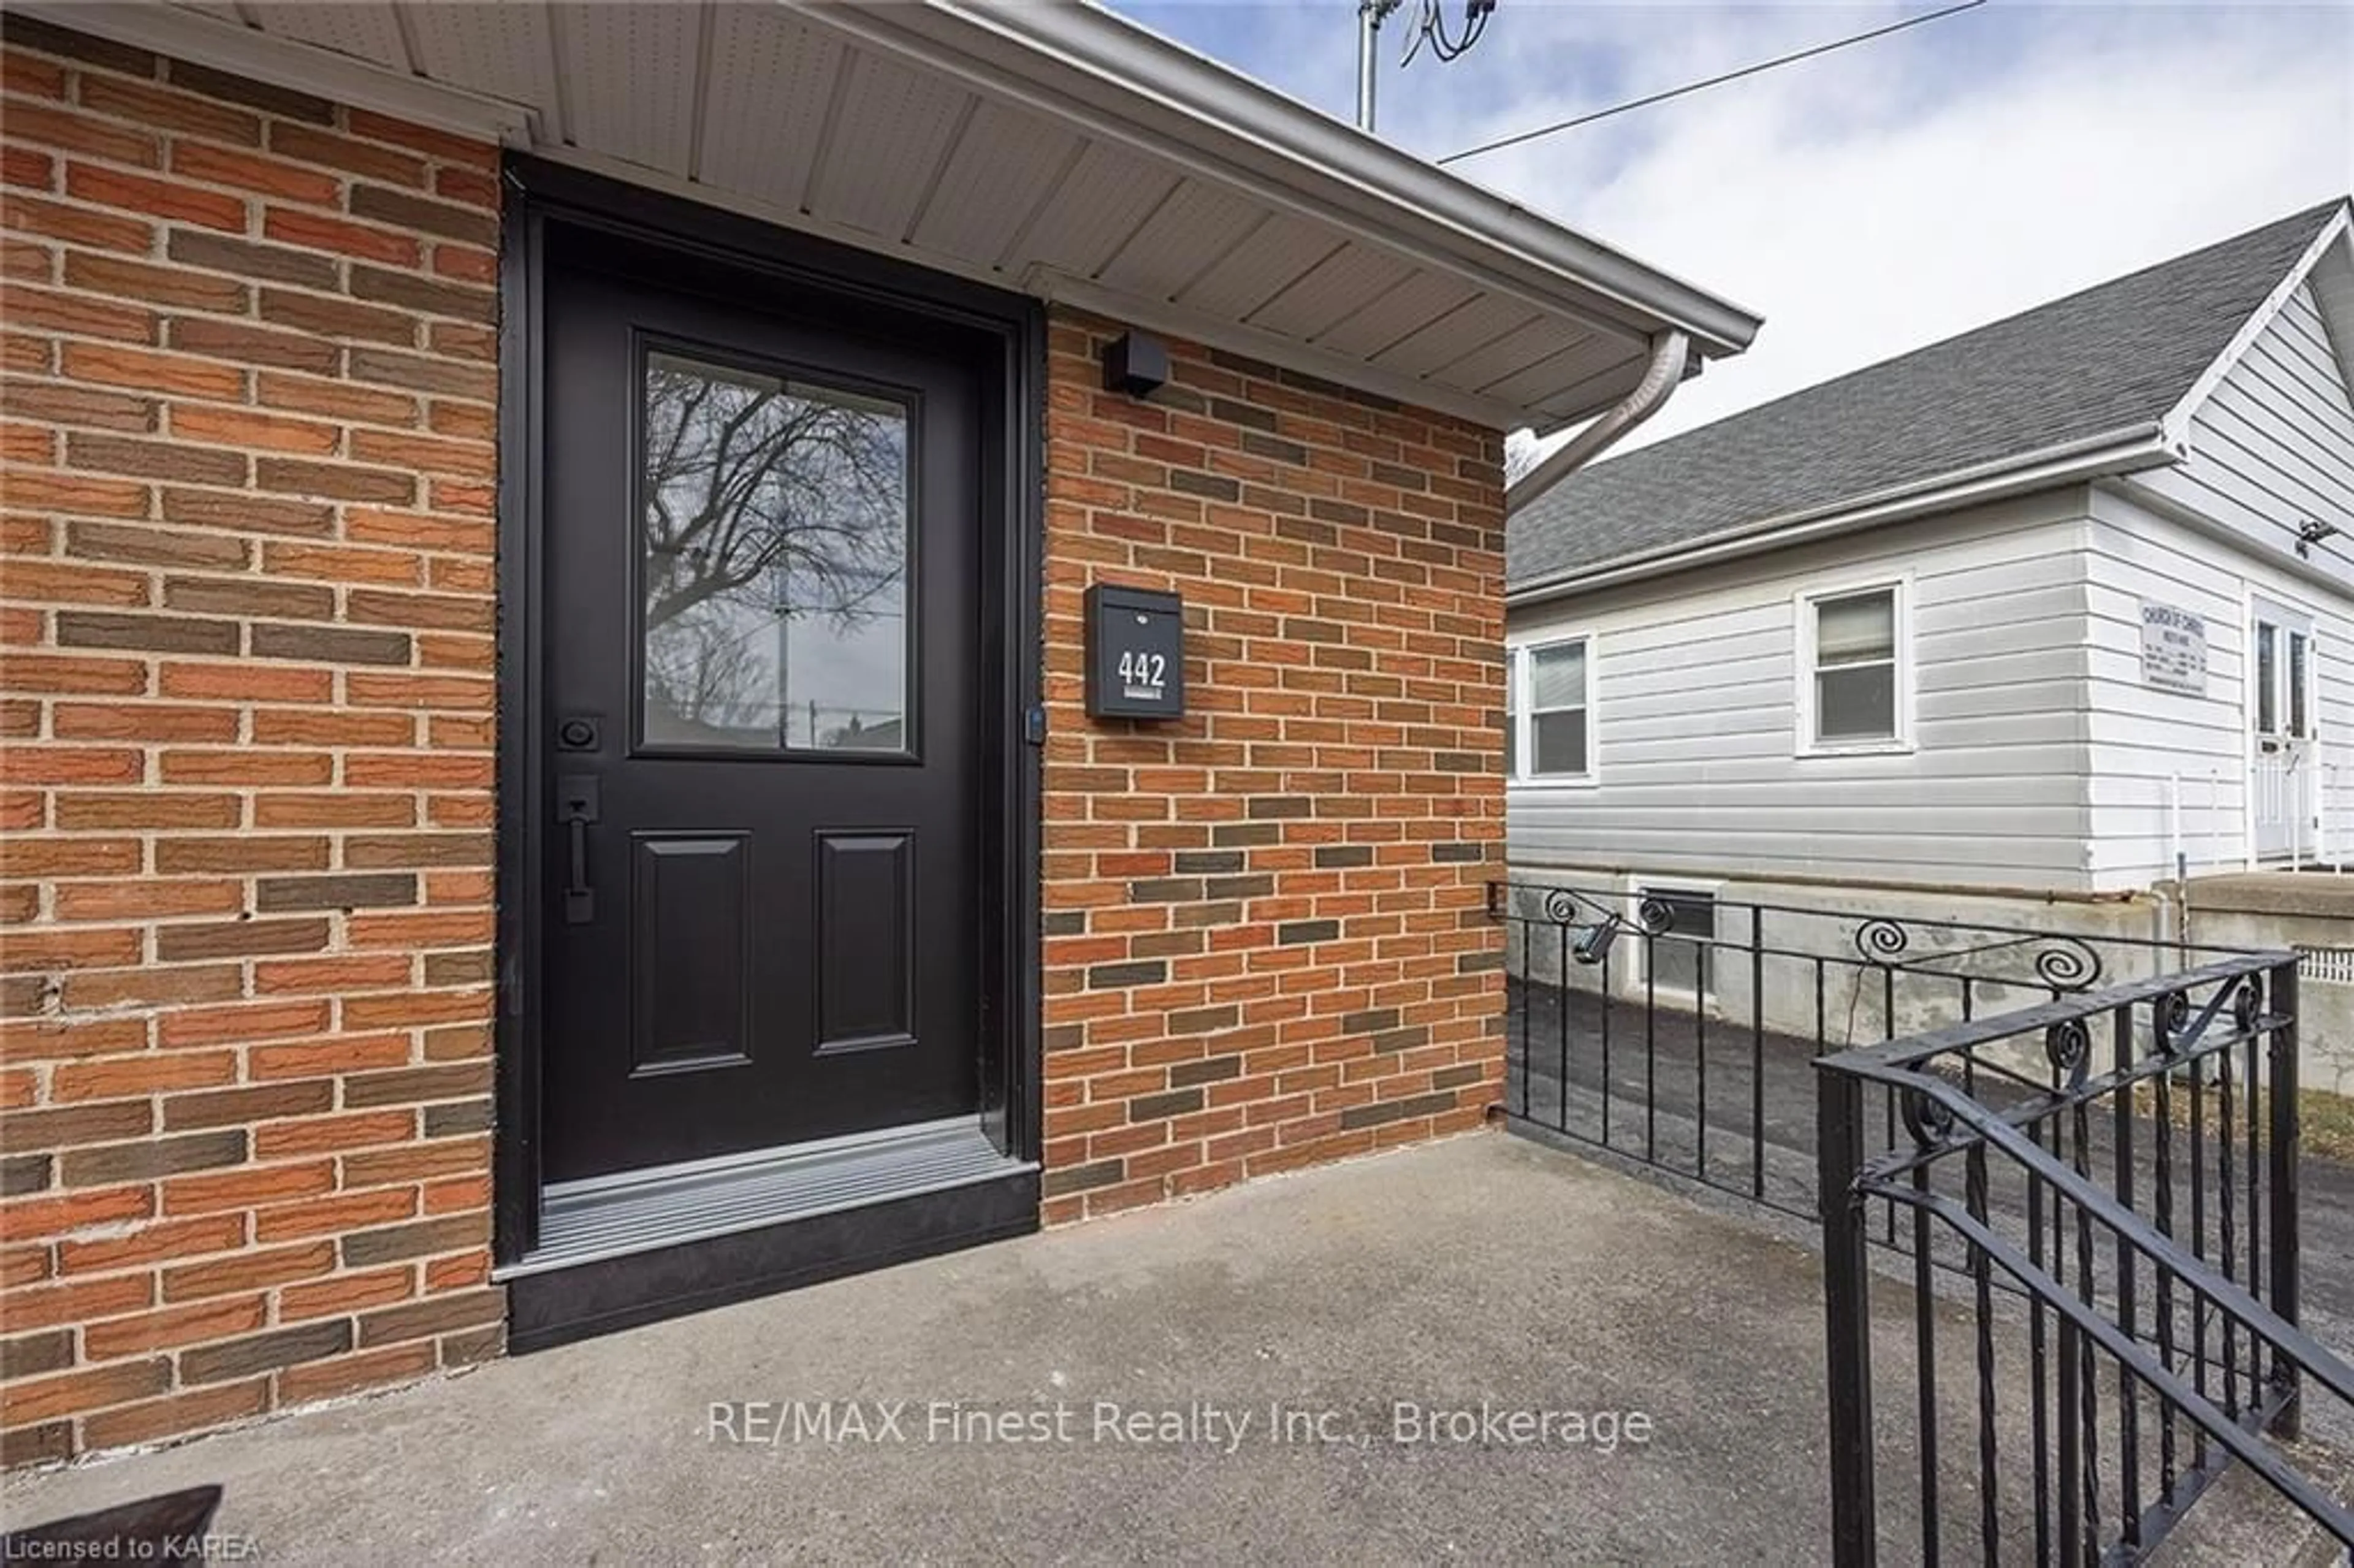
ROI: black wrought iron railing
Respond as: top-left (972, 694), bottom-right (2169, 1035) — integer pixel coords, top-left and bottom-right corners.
top-left (1817, 954), bottom-right (2354, 1564)
top-left (1488, 879), bottom-right (2247, 1220)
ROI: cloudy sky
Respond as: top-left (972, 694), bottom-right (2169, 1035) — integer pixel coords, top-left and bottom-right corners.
top-left (1107, 1), bottom-right (2353, 454)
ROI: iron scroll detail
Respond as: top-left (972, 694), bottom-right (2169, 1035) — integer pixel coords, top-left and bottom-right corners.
top-left (1848, 917), bottom-right (2105, 994)
top-left (2044, 1017), bottom-right (2092, 1088)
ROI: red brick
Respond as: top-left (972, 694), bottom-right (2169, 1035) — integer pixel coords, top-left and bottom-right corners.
top-left (51, 877), bottom-right (242, 919)
top-left (255, 1186), bottom-right (415, 1242)
top-left (350, 110), bottom-right (498, 170)
top-left (3, 191), bottom-right (153, 254)
top-left (0, 101), bottom-right (162, 168)
top-left (0, 653), bottom-right (147, 696)
top-left (266, 121), bottom-right (425, 188)
top-left (261, 205), bottom-right (420, 267)
top-left (1, 145), bottom-right (53, 191)
top-left (1, 1269), bottom-right (153, 1331)
top-left (161, 1239), bottom-right (336, 1301)
top-left (169, 402), bottom-right (341, 455)
top-left (162, 1159), bottom-right (335, 1216)
top-left (155, 999), bottom-right (331, 1049)
top-left (52, 1051), bottom-right (238, 1102)
top-left (60, 340), bottom-right (245, 401)
top-left (2, 48), bottom-right (67, 100)
top-left (252, 1109), bottom-right (414, 1159)
top-left (169, 140), bottom-right (341, 205)
top-left (159, 660), bottom-right (333, 703)
top-left (273, 1339), bottom-right (434, 1404)
top-left (50, 702), bottom-right (237, 741)
top-left (65, 162), bottom-right (246, 232)
top-left (82, 1379), bottom-right (269, 1450)
top-left (75, 74), bottom-right (261, 146)
top-left (0, 560), bottom-right (148, 607)
top-left (0, 1357), bottom-right (171, 1426)
top-left (57, 1212), bottom-right (245, 1274)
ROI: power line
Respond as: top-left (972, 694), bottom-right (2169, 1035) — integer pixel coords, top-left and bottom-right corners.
top-left (1437, 0), bottom-right (1989, 166)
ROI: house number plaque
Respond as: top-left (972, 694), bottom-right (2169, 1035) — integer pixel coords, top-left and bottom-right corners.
top-left (1085, 584), bottom-right (1185, 720)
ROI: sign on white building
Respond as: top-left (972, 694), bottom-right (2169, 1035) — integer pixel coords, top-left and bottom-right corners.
top-left (2139, 601), bottom-right (2208, 695)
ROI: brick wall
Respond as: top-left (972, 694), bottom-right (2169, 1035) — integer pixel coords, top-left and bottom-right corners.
top-left (1038, 312), bottom-right (1507, 1222)
top-left (0, 17), bottom-right (1513, 1463)
top-left (1, 21), bottom-right (501, 1464)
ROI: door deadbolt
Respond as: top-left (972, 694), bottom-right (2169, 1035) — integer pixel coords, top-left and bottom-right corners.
top-left (557, 716), bottom-right (600, 752)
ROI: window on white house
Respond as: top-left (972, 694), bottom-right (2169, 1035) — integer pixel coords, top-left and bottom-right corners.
top-left (1503, 650), bottom-right (1518, 777)
top-left (1807, 586), bottom-right (1901, 745)
top-left (1527, 639), bottom-right (1590, 777)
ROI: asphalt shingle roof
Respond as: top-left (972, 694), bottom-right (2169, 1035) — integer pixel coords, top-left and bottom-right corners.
top-left (1509, 200), bottom-right (2346, 589)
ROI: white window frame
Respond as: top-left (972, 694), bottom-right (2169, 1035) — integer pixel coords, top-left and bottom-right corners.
top-left (1794, 574), bottom-right (1914, 758)
top-left (1507, 633), bottom-right (1597, 786)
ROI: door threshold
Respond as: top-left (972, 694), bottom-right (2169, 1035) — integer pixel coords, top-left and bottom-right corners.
top-left (500, 1116), bottom-right (1034, 1280)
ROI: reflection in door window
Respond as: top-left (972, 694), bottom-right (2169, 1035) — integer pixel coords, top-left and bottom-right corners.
top-left (638, 349), bottom-right (909, 753)
top-left (2288, 630), bottom-right (2309, 738)
top-left (2256, 623), bottom-right (2278, 735)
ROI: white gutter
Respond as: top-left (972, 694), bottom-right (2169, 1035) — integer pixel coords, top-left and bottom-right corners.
top-left (1507, 422), bottom-right (2179, 607)
top-left (1506, 331), bottom-right (1689, 505)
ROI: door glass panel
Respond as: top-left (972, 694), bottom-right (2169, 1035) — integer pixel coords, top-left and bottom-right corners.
top-left (638, 348), bottom-right (910, 753)
top-left (2256, 623), bottom-right (2279, 734)
top-left (2288, 631), bottom-right (2310, 737)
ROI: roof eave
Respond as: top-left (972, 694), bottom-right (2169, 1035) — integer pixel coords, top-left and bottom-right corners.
top-left (1506, 424), bottom-right (2177, 607)
top-left (36, 0), bottom-right (1762, 432)
top-left (842, 1), bottom-right (1764, 360)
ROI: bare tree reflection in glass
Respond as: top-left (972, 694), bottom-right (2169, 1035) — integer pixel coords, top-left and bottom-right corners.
top-left (638, 350), bottom-right (909, 751)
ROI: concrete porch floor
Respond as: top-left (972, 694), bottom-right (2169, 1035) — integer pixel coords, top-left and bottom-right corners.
top-left (7, 1133), bottom-right (1883, 1564)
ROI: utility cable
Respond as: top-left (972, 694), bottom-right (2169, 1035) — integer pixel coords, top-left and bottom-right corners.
top-left (1438, 0), bottom-right (1989, 164)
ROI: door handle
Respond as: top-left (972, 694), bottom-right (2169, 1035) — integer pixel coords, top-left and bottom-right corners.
top-left (557, 775), bottom-right (600, 924)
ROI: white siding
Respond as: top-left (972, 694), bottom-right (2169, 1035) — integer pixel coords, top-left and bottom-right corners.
top-left (2139, 277), bottom-right (2354, 601)
top-left (1507, 491), bottom-right (2100, 891)
top-left (2081, 485), bottom-right (2354, 889)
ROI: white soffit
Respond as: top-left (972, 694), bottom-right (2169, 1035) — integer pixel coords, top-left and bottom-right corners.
top-left (48, 0), bottom-right (1762, 431)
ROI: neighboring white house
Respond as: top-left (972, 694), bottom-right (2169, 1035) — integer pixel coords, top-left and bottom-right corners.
top-left (1506, 199), bottom-right (2354, 918)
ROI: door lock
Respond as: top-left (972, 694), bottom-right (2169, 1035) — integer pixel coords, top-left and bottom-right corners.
top-left (557, 775), bottom-right (600, 924)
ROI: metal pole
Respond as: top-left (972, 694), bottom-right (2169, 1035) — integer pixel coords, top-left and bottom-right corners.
top-left (1819, 1065), bottom-right (1878, 1566)
top-left (2268, 957), bottom-right (2302, 1441)
top-left (1356, 0), bottom-right (1380, 131)
top-left (2170, 769), bottom-right (2184, 884)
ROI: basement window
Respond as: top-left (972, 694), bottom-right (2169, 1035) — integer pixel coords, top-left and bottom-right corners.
top-left (1640, 886), bottom-right (1718, 1001)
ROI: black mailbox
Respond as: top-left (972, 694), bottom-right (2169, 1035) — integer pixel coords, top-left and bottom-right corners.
top-left (1084, 584), bottom-right (1184, 720)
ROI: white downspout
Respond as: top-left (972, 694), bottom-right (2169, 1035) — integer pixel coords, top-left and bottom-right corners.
top-left (1507, 330), bottom-right (1691, 502)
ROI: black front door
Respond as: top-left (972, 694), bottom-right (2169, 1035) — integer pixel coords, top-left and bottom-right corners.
top-left (539, 234), bottom-right (985, 1182)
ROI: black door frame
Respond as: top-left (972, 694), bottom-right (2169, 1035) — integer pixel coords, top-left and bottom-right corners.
top-left (492, 156), bottom-right (1045, 1265)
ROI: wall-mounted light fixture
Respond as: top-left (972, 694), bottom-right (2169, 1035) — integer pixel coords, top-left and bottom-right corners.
top-left (1101, 331), bottom-right (1168, 398)
top-left (2296, 517), bottom-right (2342, 558)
